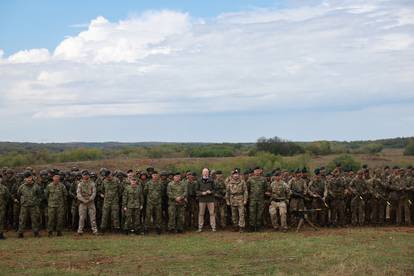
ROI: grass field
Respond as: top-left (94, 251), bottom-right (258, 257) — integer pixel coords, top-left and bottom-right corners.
top-left (1, 227), bottom-right (413, 275)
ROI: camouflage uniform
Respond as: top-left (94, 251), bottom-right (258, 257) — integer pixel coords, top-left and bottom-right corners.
top-left (214, 175), bottom-right (227, 228)
top-left (349, 175), bottom-right (368, 226)
top-left (77, 179), bottom-right (98, 234)
top-left (0, 183), bottom-right (10, 237)
top-left (225, 177), bottom-right (248, 230)
top-left (327, 175), bottom-right (347, 227)
top-left (367, 173), bottom-right (387, 225)
top-left (388, 174), bottom-right (411, 225)
top-left (167, 180), bottom-right (187, 232)
top-left (100, 178), bottom-right (121, 231)
top-left (2, 172), bottom-right (16, 230)
top-left (144, 179), bottom-right (163, 231)
top-left (122, 184), bottom-right (144, 233)
top-left (288, 177), bottom-right (307, 224)
top-left (307, 177), bottom-right (328, 226)
top-left (268, 179), bottom-right (290, 230)
top-left (185, 178), bottom-right (198, 229)
top-left (246, 175), bottom-right (266, 230)
top-left (45, 181), bottom-right (68, 234)
top-left (17, 180), bottom-right (43, 235)
top-left (38, 175), bottom-right (49, 229)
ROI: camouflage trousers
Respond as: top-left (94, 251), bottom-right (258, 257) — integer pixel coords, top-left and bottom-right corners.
top-left (168, 203), bottom-right (185, 231)
top-left (124, 208), bottom-right (142, 232)
top-left (395, 198), bottom-right (411, 225)
top-left (351, 196), bottom-right (365, 226)
top-left (249, 200), bottom-right (264, 228)
top-left (78, 202), bottom-right (98, 234)
top-left (71, 201), bottom-right (79, 229)
top-left (369, 198), bottom-right (386, 224)
top-left (185, 198), bottom-right (198, 229)
top-left (331, 198), bottom-right (345, 226)
top-left (230, 205), bottom-right (246, 228)
top-left (0, 207), bottom-right (5, 233)
top-left (18, 206), bottom-right (40, 234)
top-left (310, 198), bottom-right (327, 226)
top-left (269, 201), bottom-right (287, 229)
top-left (47, 206), bottom-right (65, 233)
top-left (145, 202), bottom-right (162, 230)
top-left (215, 199), bottom-right (227, 228)
top-left (101, 202), bottom-right (120, 230)
top-left (13, 201), bottom-right (20, 229)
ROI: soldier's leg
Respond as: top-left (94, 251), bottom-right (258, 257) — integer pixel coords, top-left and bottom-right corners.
top-left (257, 201), bottom-right (264, 228)
top-left (124, 208), bottom-right (132, 231)
top-left (155, 206), bottom-right (162, 230)
top-left (378, 201), bottom-right (385, 225)
top-left (337, 199), bottom-right (345, 227)
top-left (18, 206), bottom-right (28, 235)
top-left (87, 204), bottom-right (98, 233)
top-left (13, 202), bottom-right (20, 230)
top-left (111, 203), bottom-right (120, 230)
top-left (396, 200), bottom-right (403, 225)
top-left (198, 202), bottom-right (206, 230)
top-left (248, 201), bottom-right (256, 229)
top-left (47, 207), bottom-right (56, 233)
top-left (207, 202), bottom-right (216, 230)
top-left (220, 202), bottom-right (226, 228)
top-left (359, 200), bottom-right (365, 225)
top-left (177, 205), bottom-right (185, 232)
top-left (100, 206), bottom-right (109, 230)
top-left (351, 198), bottom-right (358, 226)
top-left (231, 206), bottom-right (238, 228)
top-left (168, 204), bottom-right (176, 231)
top-left (31, 206), bottom-right (40, 234)
top-left (238, 205), bottom-right (246, 229)
top-left (0, 207), bottom-right (5, 235)
top-left (278, 202), bottom-right (288, 230)
top-left (269, 202), bottom-right (278, 229)
top-left (77, 204), bottom-right (86, 233)
top-left (57, 207), bottom-right (65, 233)
top-left (144, 204), bottom-right (152, 230)
top-left (403, 198), bottom-right (411, 225)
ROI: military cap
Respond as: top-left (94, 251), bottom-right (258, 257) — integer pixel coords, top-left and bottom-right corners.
top-left (25, 167), bottom-right (34, 172)
top-left (24, 171), bottom-right (32, 178)
top-left (216, 170), bottom-right (223, 175)
top-left (6, 169), bottom-right (14, 174)
top-left (126, 169), bottom-right (133, 174)
top-left (232, 169), bottom-right (240, 175)
top-left (81, 170), bottom-right (90, 176)
top-left (314, 168), bottom-right (320, 175)
top-left (301, 167), bottom-right (308, 173)
top-left (191, 172), bottom-right (197, 177)
top-left (254, 166), bottom-right (262, 170)
top-left (160, 171), bottom-right (168, 176)
top-left (273, 171), bottom-right (281, 177)
top-left (146, 167), bottom-right (155, 172)
top-left (265, 172), bottom-right (272, 177)
top-left (295, 168), bottom-right (301, 174)
top-left (104, 170), bottom-right (111, 177)
top-left (71, 166), bottom-right (79, 172)
top-left (173, 172), bottom-right (181, 176)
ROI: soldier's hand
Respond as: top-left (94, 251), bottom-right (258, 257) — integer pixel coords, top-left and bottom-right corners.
top-left (123, 207), bottom-right (127, 212)
top-left (226, 201), bottom-right (230, 206)
top-left (100, 194), bottom-right (104, 198)
top-left (243, 201), bottom-right (247, 205)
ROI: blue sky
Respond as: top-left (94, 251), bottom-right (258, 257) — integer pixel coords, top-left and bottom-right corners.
top-left (0, 0), bottom-right (413, 142)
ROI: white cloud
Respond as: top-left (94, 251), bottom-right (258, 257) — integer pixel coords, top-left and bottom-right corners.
top-left (0, 0), bottom-right (413, 122)
top-left (7, 48), bottom-right (51, 63)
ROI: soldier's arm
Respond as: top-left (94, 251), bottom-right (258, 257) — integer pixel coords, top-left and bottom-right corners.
top-left (76, 183), bottom-right (88, 203)
top-left (89, 183), bottom-right (97, 202)
top-left (225, 184), bottom-right (230, 205)
top-left (44, 185), bottom-right (49, 202)
top-left (122, 188), bottom-right (128, 209)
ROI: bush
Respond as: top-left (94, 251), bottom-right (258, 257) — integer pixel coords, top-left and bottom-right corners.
top-left (256, 136), bottom-right (304, 156)
top-left (404, 140), bottom-right (414, 156)
top-left (327, 154), bottom-right (361, 172)
top-left (306, 141), bottom-right (332, 155)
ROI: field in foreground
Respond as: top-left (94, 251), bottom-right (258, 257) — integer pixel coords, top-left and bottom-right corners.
top-left (0, 227), bottom-right (413, 275)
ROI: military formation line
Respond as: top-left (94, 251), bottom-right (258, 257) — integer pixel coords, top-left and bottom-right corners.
top-left (0, 164), bottom-right (413, 239)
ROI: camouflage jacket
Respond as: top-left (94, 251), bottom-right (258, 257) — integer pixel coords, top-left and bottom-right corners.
top-left (225, 177), bottom-right (248, 206)
top-left (122, 184), bottom-right (144, 209)
top-left (45, 182), bottom-right (68, 208)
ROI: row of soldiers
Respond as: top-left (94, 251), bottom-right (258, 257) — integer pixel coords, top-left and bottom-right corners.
top-left (0, 164), bottom-right (413, 238)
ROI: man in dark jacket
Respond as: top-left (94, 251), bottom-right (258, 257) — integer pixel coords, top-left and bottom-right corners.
top-left (196, 168), bottom-right (216, 232)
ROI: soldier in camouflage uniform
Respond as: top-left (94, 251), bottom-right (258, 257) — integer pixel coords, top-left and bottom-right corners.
top-left (185, 172), bottom-right (198, 229)
top-left (326, 170), bottom-right (347, 227)
top-left (367, 169), bottom-right (387, 225)
top-left (95, 168), bottom-right (107, 228)
top-left (100, 170), bottom-right (121, 232)
top-left (226, 169), bottom-right (248, 232)
top-left (246, 166), bottom-right (266, 231)
top-left (214, 170), bottom-right (227, 229)
top-left (167, 173), bottom-right (187, 233)
top-left (288, 169), bottom-right (308, 225)
top-left (266, 172), bottom-right (290, 231)
top-left (17, 171), bottom-right (43, 238)
top-left (349, 170), bottom-right (369, 226)
top-left (160, 171), bottom-right (170, 228)
top-left (0, 179), bottom-right (11, 239)
top-left (2, 169), bottom-right (16, 230)
top-left (307, 168), bottom-right (328, 226)
top-left (122, 177), bottom-right (144, 234)
top-left (38, 170), bottom-right (50, 229)
top-left (45, 173), bottom-right (68, 236)
top-left (144, 171), bottom-right (163, 234)
top-left (77, 170), bottom-right (98, 235)
top-left (388, 168), bottom-right (412, 225)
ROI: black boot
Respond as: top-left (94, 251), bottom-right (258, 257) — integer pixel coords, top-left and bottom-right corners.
top-left (48, 231), bottom-right (53, 237)
top-left (0, 232), bottom-right (5, 240)
top-left (34, 231), bottom-right (40, 237)
top-left (18, 233), bottom-right (24, 238)
top-left (156, 228), bottom-right (161, 235)
top-left (57, 231), bottom-right (63, 237)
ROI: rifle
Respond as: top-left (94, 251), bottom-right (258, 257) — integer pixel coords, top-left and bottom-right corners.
top-left (291, 209), bottom-right (322, 232)
top-left (291, 189), bottom-right (305, 199)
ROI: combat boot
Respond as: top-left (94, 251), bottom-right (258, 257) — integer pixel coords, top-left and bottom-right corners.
top-left (34, 231), bottom-right (40, 238)
top-left (48, 231), bottom-right (53, 237)
top-left (0, 232), bottom-right (5, 240)
top-left (57, 231), bottom-right (63, 237)
top-left (18, 233), bottom-right (24, 238)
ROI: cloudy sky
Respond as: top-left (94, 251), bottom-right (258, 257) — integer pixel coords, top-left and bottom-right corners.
top-left (0, 0), bottom-right (413, 142)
